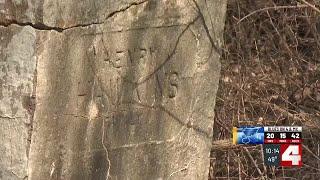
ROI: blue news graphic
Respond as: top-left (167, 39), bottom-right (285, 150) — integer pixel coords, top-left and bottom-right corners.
top-left (233, 126), bottom-right (264, 144)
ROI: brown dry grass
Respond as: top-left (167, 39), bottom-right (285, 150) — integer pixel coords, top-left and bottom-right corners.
top-left (210, 0), bottom-right (320, 179)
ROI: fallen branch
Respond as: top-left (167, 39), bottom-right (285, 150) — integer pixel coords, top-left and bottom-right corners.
top-left (299, 0), bottom-right (320, 14)
top-left (238, 5), bottom-right (309, 23)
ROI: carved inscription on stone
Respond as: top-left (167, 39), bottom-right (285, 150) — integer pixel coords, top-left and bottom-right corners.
top-left (4, 0), bottom-right (227, 179)
top-left (168, 72), bottom-right (179, 98)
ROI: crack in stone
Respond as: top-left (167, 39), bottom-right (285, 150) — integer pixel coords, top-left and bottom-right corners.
top-left (168, 160), bottom-right (193, 178)
top-left (126, 100), bottom-right (212, 138)
top-left (0, 18), bottom-right (104, 32)
top-left (0, 115), bottom-right (23, 119)
top-left (105, 0), bottom-right (149, 20)
top-left (10, 170), bottom-right (25, 179)
top-left (111, 139), bottom-right (173, 150)
top-left (110, 126), bottom-right (187, 150)
top-left (135, 15), bottom-right (200, 85)
top-left (0, 0), bottom-right (149, 32)
top-left (26, 53), bottom-right (38, 159)
top-left (102, 116), bottom-right (111, 180)
top-left (0, 19), bottom-right (65, 32)
top-left (158, 104), bottom-right (211, 138)
top-left (190, 0), bottom-right (222, 56)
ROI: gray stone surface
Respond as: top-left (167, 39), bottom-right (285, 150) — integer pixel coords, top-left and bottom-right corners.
top-left (0, 25), bottom-right (36, 179)
top-left (1, 0), bottom-right (227, 179)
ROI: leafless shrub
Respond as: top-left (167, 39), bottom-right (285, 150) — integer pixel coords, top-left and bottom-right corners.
top-left (210, 0), bottom-right (320, 179)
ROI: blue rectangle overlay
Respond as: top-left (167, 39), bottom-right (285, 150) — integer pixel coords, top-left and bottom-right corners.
top-left (233, 126), bottom-right (264, 144)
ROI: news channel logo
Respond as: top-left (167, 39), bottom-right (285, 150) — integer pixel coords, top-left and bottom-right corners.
top-left (233, 126), bottom-right (264, 144)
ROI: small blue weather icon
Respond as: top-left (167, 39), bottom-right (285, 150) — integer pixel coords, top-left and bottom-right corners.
top-left (233, 126), bottom-right (264, 144)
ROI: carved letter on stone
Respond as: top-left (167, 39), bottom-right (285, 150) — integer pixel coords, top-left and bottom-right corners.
top-left (0, 0), bottom-right (227, 179)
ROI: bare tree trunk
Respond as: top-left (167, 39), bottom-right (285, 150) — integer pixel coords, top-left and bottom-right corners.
top-left (0, 0), bottom-right (227, 179)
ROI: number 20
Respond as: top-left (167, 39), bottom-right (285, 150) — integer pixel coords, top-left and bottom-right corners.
top-left (266, 133), bottom-right (274, 139)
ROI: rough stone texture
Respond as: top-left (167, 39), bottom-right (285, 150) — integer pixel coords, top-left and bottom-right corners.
top-left (0, 25), bottom-right (36, 179)
top-left (1, 0), bottom-right (227, 179)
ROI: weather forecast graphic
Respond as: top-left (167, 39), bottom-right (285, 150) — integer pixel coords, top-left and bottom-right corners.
top-left (233, 126), bottom-right (302, 167)
top-left (233, 127), bottom-right (264, 144)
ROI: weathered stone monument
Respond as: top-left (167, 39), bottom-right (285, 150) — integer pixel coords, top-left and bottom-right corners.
top-left (0, 0), bottom-right (227, 179)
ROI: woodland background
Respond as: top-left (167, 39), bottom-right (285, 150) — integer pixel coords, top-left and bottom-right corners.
top-left (210, 0), bottom-right (320, 179)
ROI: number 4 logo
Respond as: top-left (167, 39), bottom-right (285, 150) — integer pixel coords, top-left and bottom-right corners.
top-left (280, 144), bottom-right (302, 166)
